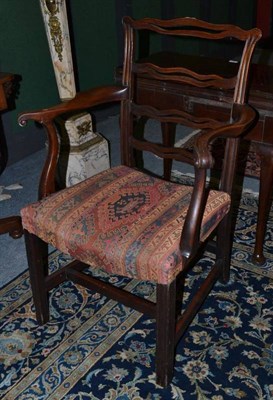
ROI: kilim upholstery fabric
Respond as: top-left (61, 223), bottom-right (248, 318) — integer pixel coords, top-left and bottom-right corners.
top-left (21, 165), bottom-right (230, 284)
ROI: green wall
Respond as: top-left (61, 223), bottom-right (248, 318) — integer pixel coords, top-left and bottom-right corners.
top-left (1, 0), bottom-right (57, 164)
top-left (0, 0), bottom-right (257, 165)
top-left (69, 0), bottom-right (118, 90)
top-left (0, 0), bottom-right (119, 164)
top-left (131, 0), bottom-right (161, 19)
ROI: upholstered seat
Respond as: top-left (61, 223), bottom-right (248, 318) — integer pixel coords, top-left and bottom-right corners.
top-left (21, 165), bottom-right (230, 284)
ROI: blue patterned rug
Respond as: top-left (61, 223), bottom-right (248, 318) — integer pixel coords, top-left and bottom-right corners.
top-left (232, 194), bottom-right (273, 279)
top-left (0, 196), bottom-right (273, 399)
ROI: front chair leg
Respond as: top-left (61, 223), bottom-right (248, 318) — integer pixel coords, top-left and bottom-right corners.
top-left (156, 280), bottom-right (176, 387)
top-left (24, 230), bottom-right (49, 325)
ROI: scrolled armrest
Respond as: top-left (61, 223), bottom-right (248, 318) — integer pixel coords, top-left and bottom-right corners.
top-left (193, 103), bottom-right (257, 169)
top-left (18, 85), bottom-right (128, 126)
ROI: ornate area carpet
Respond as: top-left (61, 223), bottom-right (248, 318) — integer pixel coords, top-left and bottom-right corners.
top-left (0, 196), bottom-right (273, 399)
top-left (232, 194), bottom-right (273, 280)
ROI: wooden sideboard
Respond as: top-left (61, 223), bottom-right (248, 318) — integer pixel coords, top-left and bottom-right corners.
top-left (0, 72), bottom-right (23, 238)
top-left (116, 52), bottom-right (273, 264)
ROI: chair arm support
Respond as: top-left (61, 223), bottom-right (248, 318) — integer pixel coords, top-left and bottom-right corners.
top-left (180, 103), bottom-right (257, 259)
top-left (193, 103), bottom-right (257, 169)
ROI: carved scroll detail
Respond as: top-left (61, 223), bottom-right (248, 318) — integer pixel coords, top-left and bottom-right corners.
top-left (40, 0), bottom-right (76, 100)
top-left (45, 0), bottom-right (63, 62)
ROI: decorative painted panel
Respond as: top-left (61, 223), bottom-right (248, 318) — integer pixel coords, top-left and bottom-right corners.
top-left (39, 0), bottom-right (76, 100)
top-left (57, 113), bottom-right (110, 187)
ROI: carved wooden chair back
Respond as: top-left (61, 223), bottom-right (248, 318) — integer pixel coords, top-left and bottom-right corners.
top-left (120, 16), bottom-right (261, 258)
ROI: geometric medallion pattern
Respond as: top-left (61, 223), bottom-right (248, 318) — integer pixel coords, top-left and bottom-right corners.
top-left (21, 165), bottom-right (230, 284)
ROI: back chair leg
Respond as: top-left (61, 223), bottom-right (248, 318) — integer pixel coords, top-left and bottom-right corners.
top-left (216, 213), bottom-right (233, 284)
top-left (24, 230), bottom-right (49, 325)
top-left (175, 275), bottom-right (185, 317)
top-left (156, 281), bottom-right (177, 387)
top-left (161, 122), bottom-right (176, 180)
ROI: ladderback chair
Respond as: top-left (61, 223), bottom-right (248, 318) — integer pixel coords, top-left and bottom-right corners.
top-left (19, 17), bottom-right (261, 387)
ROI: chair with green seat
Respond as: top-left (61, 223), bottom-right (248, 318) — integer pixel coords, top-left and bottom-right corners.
top-left (19, 17), bottom-right (261, 387)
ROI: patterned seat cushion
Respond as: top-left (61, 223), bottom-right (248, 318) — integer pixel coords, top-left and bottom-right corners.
top-left (21, 166), bottom-right (230, 284)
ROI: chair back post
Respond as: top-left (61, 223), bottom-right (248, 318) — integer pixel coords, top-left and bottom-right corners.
top-left (121, 18), bottom-right (135, 167)
top-left (234, 32), bottom-right (263, 105)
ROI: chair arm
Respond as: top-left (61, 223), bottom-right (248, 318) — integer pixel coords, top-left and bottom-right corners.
top-left (18, 85), bottom-right (128, 199)
top-left (18, 85), bottom-right (128, 125)
top-left (193, 103), bottom-right (257, 169)
top-left (179, 103), bottom-right (257, 260)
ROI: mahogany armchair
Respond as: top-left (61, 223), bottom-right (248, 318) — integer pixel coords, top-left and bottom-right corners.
top-left (19, 17), bottom-right (261, 387)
